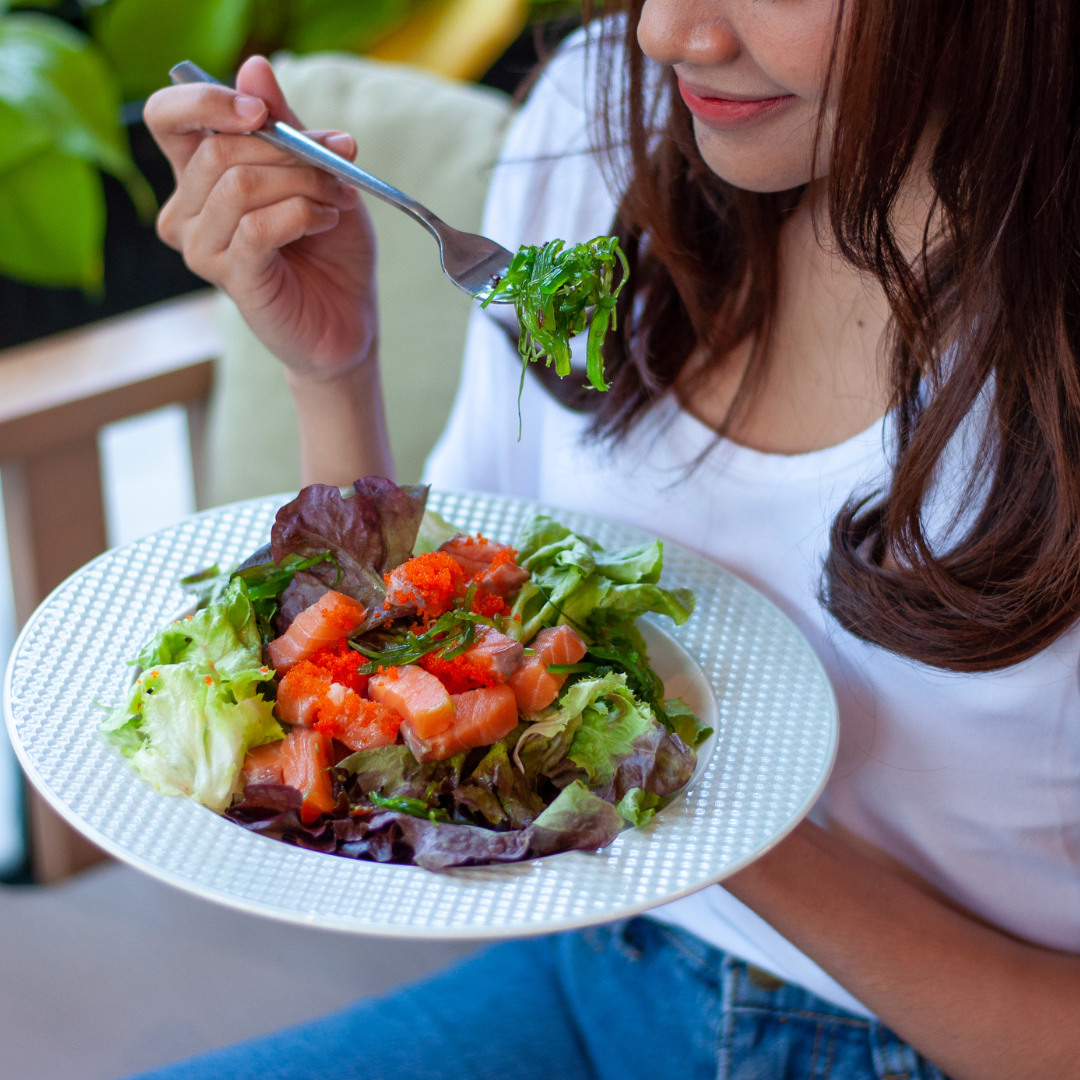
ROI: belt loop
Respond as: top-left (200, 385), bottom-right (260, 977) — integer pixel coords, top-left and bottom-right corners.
top-left (869, 1020), bottom-right (923, 1080)
top-left (715, 954), bottom-right (740, 1080)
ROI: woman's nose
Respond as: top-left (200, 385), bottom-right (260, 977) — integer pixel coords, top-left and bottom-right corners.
top-left (638, 0), bottom-right (742, 67)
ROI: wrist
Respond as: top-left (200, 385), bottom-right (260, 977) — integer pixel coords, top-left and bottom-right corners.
top-left (284, 344), bottom-right (379, 395)
top-left (284, 347), bottom-right (394, 487)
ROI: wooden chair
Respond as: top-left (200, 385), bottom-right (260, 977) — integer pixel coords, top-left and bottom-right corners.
top-left (0, 289), bottom-right (222, 883)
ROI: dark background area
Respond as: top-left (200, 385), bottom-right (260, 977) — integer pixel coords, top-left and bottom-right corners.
top-left (0, 13), bottom-right (579, 350)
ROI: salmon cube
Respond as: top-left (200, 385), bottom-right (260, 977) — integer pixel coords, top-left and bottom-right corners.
top-left (418, 625), bottom-right (523, 693)
top-left (402, 684), bottom-right (519, 763)
top-left (450, 684), bottom-right (519, 748)
top-left (508, 656), bottom-right (565, 713)
top-left (368, 664), bottom-right (455, 738)
top-left (240, 741), bottom-right (284, 787)
top-left (268, 590), bottom-right (366, 673)
top-left (533, 624), bottom-right (588, 665)
top-left (439, 536), bottom-right (530, 599)
top-left (474, 561), bottom-right (530, 600)
top-left (509, 625), bottom-right (589, 712)
top-left (438, 535), bottom-right (508, 576)
top-left (279, 727), bottom-right (335, 824)
top-left (384, 552), bottom-right (466, 617)
top-left (275, 664), bottom-right (334, 726)
top-left (461, 626), bottom-right (524, 681)
top-left (312, 687), bottom-right (402, 752)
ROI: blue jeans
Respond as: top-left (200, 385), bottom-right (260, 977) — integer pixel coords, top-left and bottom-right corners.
top-left (129, 918), bottom-right (948, 1080)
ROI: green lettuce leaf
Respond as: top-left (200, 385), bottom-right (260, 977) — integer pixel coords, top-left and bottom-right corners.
top-left (510, 516), bottom-right (694, 642)
top-left (663, 697), bottom-right (714, 748)
top-left (413, 509), bottom-right (459, 555)
top-left (615, 787), bottom-right (661, 827)
top-left (102, 578), bottom-right (282, 812)
top-left (511, 671), bottom-right (629, 768)
top-left (525, 780), bottom-right (624, 856)
top-left (566, 675), bottom-right (656, 789)
top-left (136, 577), bottom-right (262, 680)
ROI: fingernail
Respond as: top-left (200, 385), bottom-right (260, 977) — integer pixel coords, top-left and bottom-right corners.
top-left (234, 94), bottom-right (265, 120)
top-left (325, 133), bottom-right (352, 155)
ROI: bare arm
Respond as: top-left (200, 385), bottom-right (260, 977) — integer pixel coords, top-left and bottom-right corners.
top-left (287, 362), bottom-right (394, 487)
top-left (725, 820), bottom-right (1080, 1079)
top-left (144, 56), bottom-right (388, 485)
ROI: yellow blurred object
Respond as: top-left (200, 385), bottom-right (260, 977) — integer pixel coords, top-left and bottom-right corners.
top-left (368, 0), bottom-right (529, 82)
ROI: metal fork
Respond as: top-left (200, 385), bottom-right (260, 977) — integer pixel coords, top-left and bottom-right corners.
top-left (169, 61), bottom-right (513, 300)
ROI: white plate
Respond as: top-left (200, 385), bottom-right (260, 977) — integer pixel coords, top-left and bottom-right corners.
top-left (5, 490), bottom-right (837, 939)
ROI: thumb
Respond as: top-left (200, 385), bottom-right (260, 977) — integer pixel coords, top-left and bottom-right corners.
top-left (235, 55), bottom-right (303, 128)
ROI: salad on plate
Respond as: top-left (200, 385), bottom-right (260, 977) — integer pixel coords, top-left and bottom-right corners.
top-left (101, 479), bottom-right (712, 870)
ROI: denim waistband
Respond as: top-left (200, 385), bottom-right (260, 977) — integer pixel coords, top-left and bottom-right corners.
top-left (623, 917), bottom-right (949, 1080)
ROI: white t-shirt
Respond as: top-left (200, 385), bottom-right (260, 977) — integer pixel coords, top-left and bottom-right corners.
top-left (423, 30), bottom-right (1080, 1018)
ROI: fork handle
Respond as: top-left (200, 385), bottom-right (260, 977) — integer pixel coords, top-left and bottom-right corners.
top-left (168, 61), bottom-right (447, 243)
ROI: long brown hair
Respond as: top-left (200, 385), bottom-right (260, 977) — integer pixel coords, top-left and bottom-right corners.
top-left (544, 0), bottom-right (1080, 673)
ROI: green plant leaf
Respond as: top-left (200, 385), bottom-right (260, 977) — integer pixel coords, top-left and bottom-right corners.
top-left (0, 13), bottom-right (154, 215)
top-left (0, 96), bottom-right (48, 172)
top-left (91, 0), bottom-right (253, 100)
top-left (0, 146), bottom-right (104, 288)
top-left (285, 0), bottom-right (417, 54)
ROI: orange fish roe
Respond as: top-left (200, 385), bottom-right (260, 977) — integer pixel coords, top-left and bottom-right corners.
top-left (385, 552), bottom-right (467, 617)
top-left (313, 698), bottom-right (402, 749)
top-left (288, 641), bottom-right (369, 697)
top-left (471, 593), bottom-right (508, 618)
top-left (419, 650), bottom-right (500, 695)
top-left (485, 545), bottom-right (519, 571)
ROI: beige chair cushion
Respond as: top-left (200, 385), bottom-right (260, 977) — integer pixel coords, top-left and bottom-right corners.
top-left (206, 53), bottom-right (513, 503)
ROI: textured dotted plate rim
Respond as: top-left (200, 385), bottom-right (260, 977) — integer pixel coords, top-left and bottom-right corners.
top-left (5, 490), bottom-right (837, 940)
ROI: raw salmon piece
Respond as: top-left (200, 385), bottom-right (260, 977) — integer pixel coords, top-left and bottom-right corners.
top-left (368, 664), bottom-right (455, 738)
top-left (402, 685), bottom-right (519, 762)
top-left (438, 535), bottom-right (507, 576)
top-left (268, 591), bottom-right (366, 673)
top-left (451, 684), bottom-right (519, 747)
top-left (508, 656), bottom-right (564, 713)
top-left (439, 535), bottom-right (530, 599)
top-left (533, 624), bottom-right (588, 666)
top-left (474, 561), bottom-right (530, 600)
top-left (418, 625), bottom-right (523, 693)
top-left (240, 742), bottom-right (284, 787)
top-left (461, 626), bottom-right (524, 681)
top-left (508, 625), bottom-right (589, 712)
top-left (384, 552), bottom-right (465, 616)
top-left (312, 687), bottom-right (402, 752)
top-left (279, 727), bottom-right (335, 824)
top-left (275, 663), bottom-right (334, 726)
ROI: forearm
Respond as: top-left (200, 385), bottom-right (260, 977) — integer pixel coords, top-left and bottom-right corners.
top-left (725, 821), bottom-right (1080, 1080)
top-left (286, 358), bottom-right (394, 487)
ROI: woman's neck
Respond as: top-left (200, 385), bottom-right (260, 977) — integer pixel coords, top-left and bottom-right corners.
top-left (679, 170), bottom-right (937, 455)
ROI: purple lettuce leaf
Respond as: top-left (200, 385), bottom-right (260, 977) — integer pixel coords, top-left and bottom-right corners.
top-left (605, 726), bottom-right (695, 803)
top-left (226, 780), bottom-right (623, 871)
top-left (270, 479), bottom-right (427, 633)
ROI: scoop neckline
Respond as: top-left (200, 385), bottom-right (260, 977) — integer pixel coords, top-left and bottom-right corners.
top-left (652, 394), bottom-right (891, 482)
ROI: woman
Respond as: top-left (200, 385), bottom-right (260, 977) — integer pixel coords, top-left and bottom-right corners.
top-left (137, 1), bottom-right (1080, 1077)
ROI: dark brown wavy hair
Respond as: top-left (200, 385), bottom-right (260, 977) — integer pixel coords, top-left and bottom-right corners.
top-left (536, 0), bottom-right (1080, 673)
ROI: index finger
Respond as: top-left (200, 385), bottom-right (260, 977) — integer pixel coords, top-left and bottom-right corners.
top-left (144, 82), bottom-right (270, 174)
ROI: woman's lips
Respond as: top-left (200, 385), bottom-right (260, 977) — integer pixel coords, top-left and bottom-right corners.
top-left (677, 80), bottom-right (796, 130)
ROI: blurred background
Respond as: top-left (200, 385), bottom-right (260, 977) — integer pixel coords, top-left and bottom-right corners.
top-left (0, 5), bottom-right (583, 1074)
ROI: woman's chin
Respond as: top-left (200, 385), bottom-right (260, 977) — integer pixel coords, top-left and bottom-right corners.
top-left (694, 126), bottom-right (816, 194)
